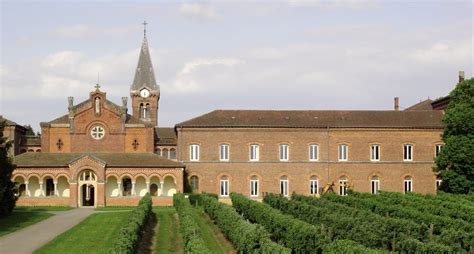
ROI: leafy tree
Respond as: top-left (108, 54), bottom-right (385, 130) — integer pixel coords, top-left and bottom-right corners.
top-left (434, 78), bottom-right (474, 194)
top-left (0, 120), bottom-right (18, 217)
top-left (23, 124), bottom-right (35, 136)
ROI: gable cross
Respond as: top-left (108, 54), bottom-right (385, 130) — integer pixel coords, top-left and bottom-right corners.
top-left (56, 139), bottom-right (64, 150)
top-left (132, 139), bottom-right (139, 150)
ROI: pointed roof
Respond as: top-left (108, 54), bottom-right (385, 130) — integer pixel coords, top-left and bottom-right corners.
top-left (130, 35), bottom-right (159, 93)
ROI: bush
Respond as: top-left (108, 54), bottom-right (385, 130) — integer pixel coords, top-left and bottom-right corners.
top-left (0, 120), bottom-right (17, 218)
top-left (200, 194), bottom-right (290, 253)
top-left (173, 193), bottom-right (210, 254)
top-left (323, 240), bottom-right (382, 254)
top-left (111, 194), bottom-right (152, 254)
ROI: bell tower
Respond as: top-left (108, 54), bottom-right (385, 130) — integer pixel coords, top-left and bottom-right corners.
top-left (130, 21), bottom-right (160, 126)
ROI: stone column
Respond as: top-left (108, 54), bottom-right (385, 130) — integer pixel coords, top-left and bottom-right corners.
top-left (117, 182), bottom-right (122, 197)
top-left (160, 182), bottom-right (164, 197)
top-left (131, 182), bottom-right (136, 196)
top-left (25, 181), bottom-right (30, 197)
top-left (39, 182), bottom-right (44, 197)
top-left (146, 182), bottom-right (150, 194)
top-left (54, 182), bottom-right (59, 197)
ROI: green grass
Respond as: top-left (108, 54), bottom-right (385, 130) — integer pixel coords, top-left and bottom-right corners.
top-left (0, 210), bottom-right (53, 237)
top-left (15, 206), bottom-right (73, 211)
top-left (34, 212), bottom-right (130, 254)
top-left (94, 206), bottom-right (135, 211)
top-left (190, 207), bottom-right (235, 254)
top-left (154, 207), bottom-right (183, 254)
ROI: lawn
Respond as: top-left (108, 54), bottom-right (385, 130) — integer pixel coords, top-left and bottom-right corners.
top-left (154, 207), bottom-right (183, 254)
top-left (0, 209), bottom-right (53, 237)
top-left (94, 206), bottom-right (134, 211)
top-left (14, 206), bottom-right (73, 212)
top-left (34, 211), bottom-right (130, 254)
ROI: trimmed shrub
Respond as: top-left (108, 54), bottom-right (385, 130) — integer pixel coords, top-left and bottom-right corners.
top-left (323, 240), bottom-right (383, 254)
top-left (111, 194), bottom-right (152, 254)
top-left (173, 193), bottom-right (210, 254)
top-left (200, 194), bottom-right (290, 253)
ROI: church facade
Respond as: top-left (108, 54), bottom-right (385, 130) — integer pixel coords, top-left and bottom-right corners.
top-left (10, 31), bottom-right (450, 207)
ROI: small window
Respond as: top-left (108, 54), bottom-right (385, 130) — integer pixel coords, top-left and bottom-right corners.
top-left (404, 144), bottom-right (413, 161)
top-left (310, 176), bottom-right (319, 195)
top-left (436, 177), bottom-right (442, 191)
top-left (280, 176), bottom-right (289, 197)
top-left (220, 144), bottom-right (229, 161)
top-left (371, 176), bottom-right (380, 194)
top-left (190, 144), bottom-right (199, 161)
top-left (339, 176), bottom-right (348, 196)
top-left (250, 176), bottom-right (259, 197)
top-left (162, 148), bottom-right (169, 159)
top-left (279, 144), bottom-right (289, 161)
top-left (249, 144), bottom-right (259, 161)
top-left (155, 148), bottom-right (162, 156)
top-left (190, 175), bottom-right (199, 191)
top-left (435, 144), bottom-right (443, 157)
top-left (170, 148), bottom-right (177, 160)
top-left (220, 176), bottom-right (229, 197)
top-left (309, 144), bottom-right (319, 161)
top-left (370, 145), bottom-right (380, 161)
top-left (404, 176), bottom-right (413, 193)
top-left (338, 144), bottom-right (348, 161)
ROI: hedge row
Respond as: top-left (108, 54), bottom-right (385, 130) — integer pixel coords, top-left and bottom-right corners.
top-left (319, 193), bottom-right (473, 235)
top-left (173, 194), bottom-right (210, 253)
top-left (231, 193), bottom-right (381, 253)
top-left (111, 194), bottom-right (153, 254)
top-left (266, 193), bottom-right (453, 252)
top-left (199, 194), bottom-right (291, 254)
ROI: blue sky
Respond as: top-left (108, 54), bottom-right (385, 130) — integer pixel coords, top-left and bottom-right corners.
top-left (1, 0), bottom-right (472, 131)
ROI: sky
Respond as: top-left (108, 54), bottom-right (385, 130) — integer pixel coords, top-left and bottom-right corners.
top-left (1, 0), bottom-right (473, 131)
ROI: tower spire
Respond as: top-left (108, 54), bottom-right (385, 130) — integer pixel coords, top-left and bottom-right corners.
top-left (142, 20), bottom-right (147, 38)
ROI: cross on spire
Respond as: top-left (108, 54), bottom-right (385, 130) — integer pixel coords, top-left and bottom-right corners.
top-left (142, 20), bottom-right (148, 37)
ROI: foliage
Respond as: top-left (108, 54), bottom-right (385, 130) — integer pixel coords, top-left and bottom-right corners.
top-left (173, 193), bottom-right (211, 254)
top-left (0, 120), bottom-right (17, 218)
top-left (111, 194), bottom-right (152, 254)
top-left (323, 240), bottom-right (383, 254)
top-left (200, 194), bottom-right (290, 253)
top-left (435, 78), bottom-right (474, 194)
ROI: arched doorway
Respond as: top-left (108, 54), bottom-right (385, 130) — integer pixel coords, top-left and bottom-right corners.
top-left (78, 170), bottom-right (97, 207)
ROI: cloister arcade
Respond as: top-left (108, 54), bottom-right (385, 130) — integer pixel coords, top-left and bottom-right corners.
top-left (13, 175), bottom-right (70, 198)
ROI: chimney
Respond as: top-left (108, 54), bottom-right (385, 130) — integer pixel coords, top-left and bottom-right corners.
top-left (394, 97), bottom-right (399, 111)
top-left (68, 96), bottom-right (74, 108)
top-left (459, 70), bottom-right (465, 83)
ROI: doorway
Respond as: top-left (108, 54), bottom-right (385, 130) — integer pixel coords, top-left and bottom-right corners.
top-left (81, 184), bottom-right (95, 206)
top-left (78, 170), bottom-right (97, 207)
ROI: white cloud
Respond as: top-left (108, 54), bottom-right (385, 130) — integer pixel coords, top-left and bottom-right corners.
top-left (178, 3), bottom-right (217, 20)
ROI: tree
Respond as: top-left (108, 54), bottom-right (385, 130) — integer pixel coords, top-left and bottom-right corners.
top-left (0, 120), bottom-right (18, 217)
top-left (434, 78), bottom-right (474, 194)
top-left (23, 124), bottom-right (35, 136)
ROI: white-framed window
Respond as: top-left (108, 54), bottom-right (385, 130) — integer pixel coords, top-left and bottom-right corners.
top-left (436, 178), bottom-right (442, 191)
top-left (310, 176), bottom-right (319, 195)
top-left (404, 176), bottom-right (412, 193)
top-left (190, 144), bottom-right (200, 161)
top-left (309, 144), bottom-right (319, 161)
top-left (90, 125), bottom-right (105, 140)
top-left (339, 176), bottom-right (348, 196)
top-left (371, 176), bottom-right (380, 194)
top-left (370, 144), bottom-right (380, 161)
top-left (249, 144), bottom-right (260, 161)
top-left (338, 144), bottom-right (348, 161)
top-left (280, 176), bottom-right (289, 197)
top-left (403, 144), bottom-right (413, 161)
top-left (250, 176), bottom-right (259, 197)
top-left (279, 144), bottom-right (289, 161)
top-left (435, 144), bottom-right (443, 157)
top-left (220, 176), bottom-right (229, 197)
top-left (220, 144), bottom-right (229, 161)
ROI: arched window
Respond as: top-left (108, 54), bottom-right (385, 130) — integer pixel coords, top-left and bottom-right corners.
top-left (162, 148), bottom-right (169, 159)
top-left (250, 176), bottom-right (259, 197)
top-left (404, 176), bottom-right (412, 193)
top-left (139, 103), bottom-right (144, 118)
top-left (145, 103), bottom-right (150, 118)
top-left (190, 175), bottom-right (199, 191)
top-left (79, 170), bottom-right (96, 181)
top-left (170, 148), bottom-right (177, 160)
top-left (220, 176), bottom-right (229, 197)
top-left (310, 176), bottom-right (318, 195)
top-left (45, 178), bottom-right (54, 197)
top-left (280, 176), bottom-right (289, 197)
top-left (339, 176), bottom-right (348, 196)
top-left (371, 176), bottom-right (380, 194)
top-left (155, 148), bottom-right (162, 156)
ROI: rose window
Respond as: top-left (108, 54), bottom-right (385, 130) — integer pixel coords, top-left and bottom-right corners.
top-left (90, 126), bottom-right (105, 140)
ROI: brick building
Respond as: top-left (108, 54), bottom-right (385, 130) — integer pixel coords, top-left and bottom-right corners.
top-left (10, 31), bottom-right (454, 207)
